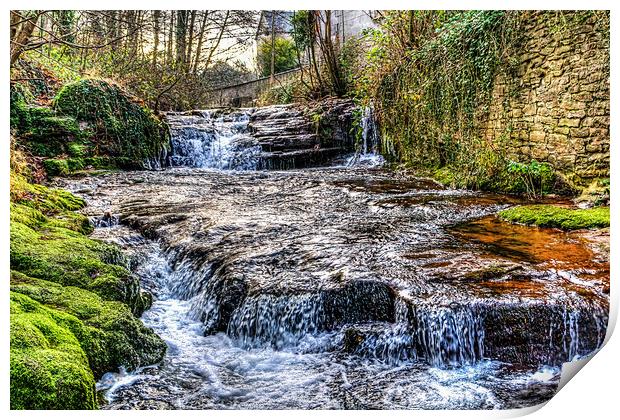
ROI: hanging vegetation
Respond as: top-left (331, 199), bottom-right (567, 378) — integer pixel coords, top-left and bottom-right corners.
top-left (353, 11), bottom-right (531, 192)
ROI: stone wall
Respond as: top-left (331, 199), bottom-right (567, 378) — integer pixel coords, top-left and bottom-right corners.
top-left (207, 68), bottom-right (302, 108)
top-left (481, 11), bottom-right (610, 185)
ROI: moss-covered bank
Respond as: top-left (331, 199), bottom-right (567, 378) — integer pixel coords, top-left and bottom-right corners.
top-left (10, 170), bottom-right (166, 409)
top-left (10, 78), bottom-right (170, 175)
top-left (498, 205), bottom-right (610, 230)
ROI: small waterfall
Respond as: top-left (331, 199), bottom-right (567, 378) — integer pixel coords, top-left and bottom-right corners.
top-left (410, 305), bottom-right (485, 367)
top-left (347, 106), bottom-right (385, 167)
top-left (166, 110), bottom-right (261, 170)
top-left (227, 293), bottom-right (327, 350)
top-left (346, 300), bottom-right (484, 367)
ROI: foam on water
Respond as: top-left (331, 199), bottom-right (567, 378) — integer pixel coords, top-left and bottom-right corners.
top-left (96, 233), bottom-right (562, 409)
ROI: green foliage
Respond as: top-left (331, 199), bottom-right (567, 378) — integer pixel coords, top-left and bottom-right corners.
top-left (291, 11), bottom-right (312, 51)
top-left (506, 160), bottom-right (555, 198)
top-left (54, 79), bottom-right (170, 167)
top-left (357, 11), bottom-right (523, 191)
top-left (349, 106), bottom-right (365, 147)
top-left (498, 205), bottom-right (610, 230)
top-left (257, 37), bottom-right (299, 77)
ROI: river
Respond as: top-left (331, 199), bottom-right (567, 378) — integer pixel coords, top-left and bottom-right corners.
top-left (56, 105), bottom-right (609, 410)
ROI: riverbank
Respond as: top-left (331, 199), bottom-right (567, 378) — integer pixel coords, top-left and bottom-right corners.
top-left (9, 153), bottom-right (166, 409)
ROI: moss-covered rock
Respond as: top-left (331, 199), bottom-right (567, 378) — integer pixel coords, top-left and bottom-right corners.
top-left (11, 79), bottom-right (169, 175)
top-left (11, 272), bottom-right (166, 378)
top-left (498, 205), bottom-right (610, 230)
top-left (576, 178), bottom-right (610, 207)
top-left (43, 158), bottom-right (70, 176)
top-left (10, 183), bottom-right (151, 314)
top-left (54, 79), bottom-right (169, 168)
top-left (10, 203), bottom-right (149, 314)
top-left (10, 180), bottom-right (166, 409)
top-left (10, 292), bottom-right (98, 410)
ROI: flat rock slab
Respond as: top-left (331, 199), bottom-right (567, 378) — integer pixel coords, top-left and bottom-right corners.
top-left (58, 167), bottom-right (609, 367)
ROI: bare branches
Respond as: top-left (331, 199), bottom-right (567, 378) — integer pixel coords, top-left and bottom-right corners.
top-left (10, 9), bottom-right (261, 110)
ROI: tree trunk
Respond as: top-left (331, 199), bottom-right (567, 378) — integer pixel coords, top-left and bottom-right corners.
top-left (153, 10), bottom-right (161, 68)
top-left (185, 11), bottom-right (196, 69)
top-left (166, 11), bottom-right (174, 66)
top-left (175, 10), bottom-right (188, 70)
top-left (270, 11), bottom-right (276, 84)
top-left (10, 11), bottom-right (39, 66)
top-left (192, 11), bottom-right (209, 74)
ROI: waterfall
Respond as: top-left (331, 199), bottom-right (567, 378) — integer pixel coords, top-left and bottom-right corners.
top-left (166, 110), bottom-right (261, 170)
top-left (347, 106), bottom-right (385, 167)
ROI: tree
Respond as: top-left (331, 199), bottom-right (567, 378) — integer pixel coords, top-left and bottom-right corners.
top-left (257, 37), bottom-right (298, 77)
top-left (10, 10), bottom-right (260, 110)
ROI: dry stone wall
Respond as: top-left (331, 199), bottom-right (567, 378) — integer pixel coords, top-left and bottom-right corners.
top-left (481, 11), bottom-right (609, 185)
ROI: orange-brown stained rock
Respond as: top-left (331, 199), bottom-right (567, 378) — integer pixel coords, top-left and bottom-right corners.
top-left (449, 216), bottom-right (609, 299)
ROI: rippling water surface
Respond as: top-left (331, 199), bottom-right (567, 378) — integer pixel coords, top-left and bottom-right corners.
top-left (59, 164), bottom-right (608, 410)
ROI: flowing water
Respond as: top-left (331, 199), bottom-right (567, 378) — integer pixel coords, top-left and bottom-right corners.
top-left (58, 106), bottom-right (609, 410)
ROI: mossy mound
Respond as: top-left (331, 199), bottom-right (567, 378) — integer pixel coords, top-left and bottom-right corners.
top-left (10, 201), bottom-right (148, 314)
top-left (10, 84), bottom-right (87, 158)
top-left (10, 79), bottom-right (169, 174)
top-left (54, 79), bottom-right (169, 168)
top-left (498, 205), bottom-right (610, 230)
top-left (10, 181), bottom-right (166, 409)
top-left (11, 272), bottom-right (166, 378)
top-left (11, 292), bottom-right (97, 410)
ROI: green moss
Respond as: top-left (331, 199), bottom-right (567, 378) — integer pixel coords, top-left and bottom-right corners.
top-left (498, 205), bottom-right (610, 230)
top-left (54, 79), bottom-right (169, 167)
top-left (10, 82), bottom-right (35, 129)
top-left (12, 79), bottom-right (168, 170)
top-left (11, 96), bottom-right (86, 158)
top-left (10, 217), bottom-right (139, 308)
top-left (68, 141), bottom-right (89, 157)
top-left (10, 292), bottom-right (97, 410)
top-left (15, 181), bottom-right (86, 214)
top-left (10, 178), bottom-right (166, 409)
top-left (10, 186), bottom-right (148, 313)
top-left (43, 158), bottom-right (70, 176)
top-left (11, 273), bottom-right (166, 378)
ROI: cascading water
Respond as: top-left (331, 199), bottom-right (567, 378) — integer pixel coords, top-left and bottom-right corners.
top-left (167, 109), bottom-right (261, 170)
top-left (347, 106), bottom-right (386, 167)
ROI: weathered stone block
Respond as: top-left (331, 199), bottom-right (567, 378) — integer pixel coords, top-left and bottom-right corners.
top-left (530, 131), bottom-right (546, 142)
top-left (559, 118), bottom-right (581, 128)
top-left (570, 128), bottom-right (590, 138)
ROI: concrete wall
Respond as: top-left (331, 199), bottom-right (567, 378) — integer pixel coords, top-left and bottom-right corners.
top-left (329, 10), bottom-right (377, 42)
top-left (481, 11), bottom-right (610, 184)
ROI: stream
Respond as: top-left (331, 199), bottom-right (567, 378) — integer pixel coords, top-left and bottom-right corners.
top-left (57, 106), bottom-right (609, 410)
